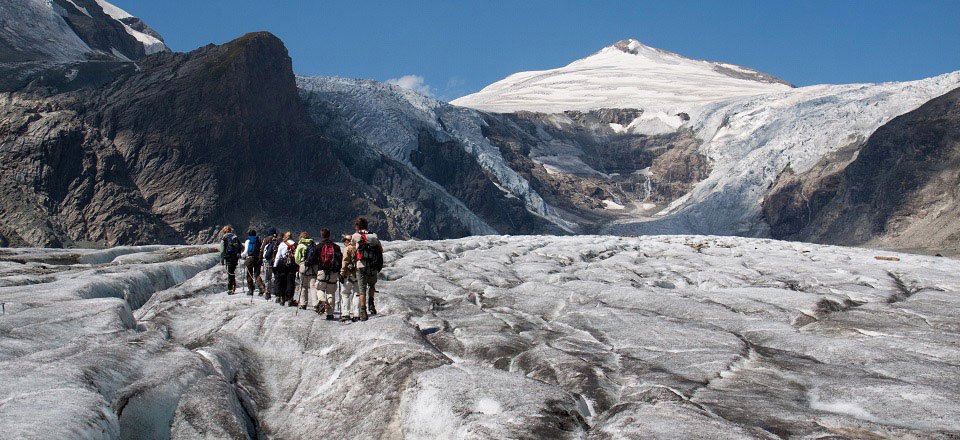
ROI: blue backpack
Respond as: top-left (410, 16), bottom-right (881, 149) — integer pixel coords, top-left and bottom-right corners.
top-left (246, 236), bottom-right (260, 257)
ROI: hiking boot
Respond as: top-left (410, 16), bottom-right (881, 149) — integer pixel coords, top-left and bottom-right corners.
top-left (325, 314), bottom-right (335, 321)
top-left (298, 305), bottom-right (307, 310)
top-left (228, 289), bottom-right (236, 295)
top-left (339, 316), bottom-right (351, 322)
top-left (351, 317), bottom-right (358, 322)
top-left (368, 305), bottom-right (377, 315)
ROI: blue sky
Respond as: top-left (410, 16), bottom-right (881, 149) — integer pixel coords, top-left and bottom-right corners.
top-left (113, 0), bottom-right (960, 101)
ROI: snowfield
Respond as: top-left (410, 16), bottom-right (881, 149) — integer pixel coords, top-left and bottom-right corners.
top-left (451, 39), bottom-right (793, 116)
top-left (1, 236), bottom-right (959, 438)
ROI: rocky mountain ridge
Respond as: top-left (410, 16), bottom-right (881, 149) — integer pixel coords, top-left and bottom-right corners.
top-left (1, 6), bottom-right (959, 252)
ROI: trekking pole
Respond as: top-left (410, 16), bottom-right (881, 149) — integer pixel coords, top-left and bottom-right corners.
top-left (1, 302), bottom-right (5, 315)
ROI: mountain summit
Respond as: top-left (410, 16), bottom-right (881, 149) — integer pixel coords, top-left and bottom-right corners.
top-left (451, 38), bottom-right (793, 117)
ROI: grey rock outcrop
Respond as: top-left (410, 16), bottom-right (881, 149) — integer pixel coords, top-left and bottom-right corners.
top-left (764, 87), bottom-right (960, 253)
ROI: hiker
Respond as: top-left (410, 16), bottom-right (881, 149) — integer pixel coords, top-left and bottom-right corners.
top-left (316, 228), bottom-right (342, 320)
top-left (351, 217), bottom-right (383, 319)
top-left (260, 228), bottom-right (279, 300)
top-left (242, 229), bottom-right (266, 296)
top-left (294, 231), bottom-right (319, 311)
top-left (339, 234), bottom-right (359, 322)
top-left (219, 226), bottom-right (243, 295)
top-left (273, 231), bottom-right (298, 306)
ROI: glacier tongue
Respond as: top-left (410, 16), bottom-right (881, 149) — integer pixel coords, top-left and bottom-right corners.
top-left (1, 237), bottom-right (959, 438)
top-left (610, 70), bottom-right (960, 237)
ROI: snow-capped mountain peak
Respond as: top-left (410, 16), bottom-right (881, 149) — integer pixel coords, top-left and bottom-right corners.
top-left (451, 38), bottom-right (793, 118)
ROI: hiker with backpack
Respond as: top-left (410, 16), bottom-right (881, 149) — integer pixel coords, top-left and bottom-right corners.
top-left (273, 231), bottom-right (299, 307)
top-left (294, 231), bottom-right (320, 311)
top-left (242, 229), bottom-right (266, 296)
top-left (339, 234), bottom-right (360, 322)
top-left (315, 228), bottom-right (343, 320)
top-left (219, 226), bottom-right (243, 295)
top-left (351, 217), bottom-right (383, 318)
top-left (260, 228), bottom-right (279, 301)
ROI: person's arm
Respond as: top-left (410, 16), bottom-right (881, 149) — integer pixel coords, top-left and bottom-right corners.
top-left (340, 246), bottom-right (351, 277)
top-left (274, 245), bottom-right (284, 267)
top-left (219, 238), bottom-right (225, 265)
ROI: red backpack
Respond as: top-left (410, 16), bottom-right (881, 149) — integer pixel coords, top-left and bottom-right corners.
top-left (318, 241), bottom-right (341, 271)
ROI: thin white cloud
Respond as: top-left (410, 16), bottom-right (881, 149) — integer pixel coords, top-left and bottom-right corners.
top-left (386, 74), bottom-right (434, 96)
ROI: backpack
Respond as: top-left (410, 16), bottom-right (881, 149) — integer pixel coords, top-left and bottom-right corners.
top-left (281, 242), bottom-right (297, 269)
top-left (357, 233), bottom-right (383, 272)
top-left (245, 236), bottom-right (260, 259)
top-left (304, 242), bottom-right (320, 267)
top-left (262, 238), bottom-right (278, 266)
top-left (319, 241), bottom-right (342, 272)
top-left (222, 233), bottom-right (242, 260)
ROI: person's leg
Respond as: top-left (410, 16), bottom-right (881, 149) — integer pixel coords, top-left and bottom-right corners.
top-left (287, 272), bottom-right (298, 306)
top-left (339, 280), bottom-right (349, 321)
top-left (227, 260), bottom-right (238, 294)
top-left (298, 273), bottom-right (309, 309)
top-left (264, 265), bottom-right (274, 300)
top-left (357, 270), bottom-right (369, 320)
top-left (366, 269), bottom-right (378, 315)
top-left (306, 274), bottom-right (317, 310)
top-left (253, 263), bottom-right (264, 295)
top-left (322, 278), bottom-right (336, 319)
top-left (332, 275), bottom-right (342, 318)
top-left (245, 260), bottom-right (255, 294)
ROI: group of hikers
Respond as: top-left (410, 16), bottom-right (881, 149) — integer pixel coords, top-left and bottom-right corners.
top-left (218, 217), bottom-right (384, 322)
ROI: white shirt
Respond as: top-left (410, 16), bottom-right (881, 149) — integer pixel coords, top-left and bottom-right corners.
top-left (274, 239), bottom-right (295, 267)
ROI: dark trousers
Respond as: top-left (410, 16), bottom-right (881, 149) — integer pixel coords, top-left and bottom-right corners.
top-left (245, 259), bottom-right (264, 294)
top-left (225, 258), bottom-right (239, 292)
top-left (276, 270), bottom-right (297, 303)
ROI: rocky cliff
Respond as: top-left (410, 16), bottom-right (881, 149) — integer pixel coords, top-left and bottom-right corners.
top-left (764, 86), bottom-right (960, 253)
top-left (0, 32), bottom-right (372, 246)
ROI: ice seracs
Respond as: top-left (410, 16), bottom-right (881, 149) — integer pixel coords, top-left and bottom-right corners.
top-left (451, 38), bottom-right (793, 118)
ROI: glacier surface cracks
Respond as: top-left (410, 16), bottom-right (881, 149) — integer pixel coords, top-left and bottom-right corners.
top-left (1, 236), bottom-right (959, 439)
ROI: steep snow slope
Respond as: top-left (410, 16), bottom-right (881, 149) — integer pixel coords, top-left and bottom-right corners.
top-left (0, 0), bottom-right (167, 63)
top-left (609, 71), bottom-right (960, 237)
top-left (0, 0), bottom-right (92, 62)
top-left (1, 237), bottom-right (959, 438)
top-left (452, 39), bottom-right (793, 122)
top-left (93, 0), bottom-right (167, 55)
top-left (298, 76), bottom-right (578, 233)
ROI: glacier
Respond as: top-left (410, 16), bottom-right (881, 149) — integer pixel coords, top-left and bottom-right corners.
top-left (1, 236), bottom-right (958, 438)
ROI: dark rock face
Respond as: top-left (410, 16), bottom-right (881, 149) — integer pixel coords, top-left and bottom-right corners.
top-left (300, 91), bottom-right (483, 239)
top-left (764, 87), bottom-right (960, 252)
top-left (482, 111), bottom-right (708, 226)
top-left (409, 129), bottom-right (561, 235)
top-left (0, 32), bottom-right (373, 246)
